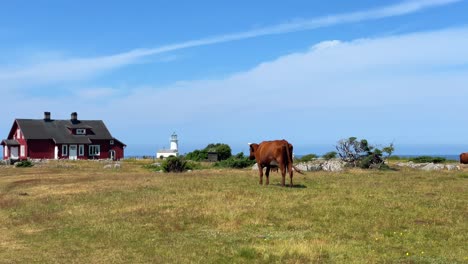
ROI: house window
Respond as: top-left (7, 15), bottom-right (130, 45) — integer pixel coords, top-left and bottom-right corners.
top-left (89, 145), bottom-right (100, 156)
top-left (62, 145), bottom-right (68, 156)
top-left (110, 140), bottom-right (114, 145)
top-left (79, 145), bottom-right (84, 156)
top-left (76, 129), bottom-right (86, 135)
top-left (17, 129), bottom-right (21, 139)
top-left (20, 145), bottom-right (25, 157)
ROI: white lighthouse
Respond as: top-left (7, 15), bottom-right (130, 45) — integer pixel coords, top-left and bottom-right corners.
top-left (170, 132), bottom-right (178, 152)
top-left (156, 132), bottom-right (179, 159)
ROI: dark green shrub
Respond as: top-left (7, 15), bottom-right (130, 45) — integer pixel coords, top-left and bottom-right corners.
top-left (185, 143), bottom-right (232, 161)
top-left (185, 150), bottom-right (208, 161)
top-left (214, 152), bottom-right (255, 169)
top-left (409, 156), bottom-right (446, 163)
top-left (185, 161), bottom-right (203, 170)
top-left (297, 154), bottom-right (317, 162)
top-left (204, 143), bottom-right (232, 161)
top-left (161, 156), bottom-right (187, 173)
top-left (322, 151), bottom-right (337, 160)
top-left (15, 160), bottom-right (34, 168)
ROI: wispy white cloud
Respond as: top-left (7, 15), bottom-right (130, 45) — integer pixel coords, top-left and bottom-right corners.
top-left (2, 26), bottom-right (468, 150)
top-left (0, 0), bottom-right (461, 89)
top-left (96, 26), bottom-right (468, 145)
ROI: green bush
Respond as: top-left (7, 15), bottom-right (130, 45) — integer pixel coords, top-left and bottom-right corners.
top-left (142, 163), bottom-right (162, 171)
top-left (322, 151), bottom-right (337, 160)
top-left (185, 161), bottom-right (203, 170)
top-left (409, 156), bottom-right (446, 164)
top-left (185, 143), bottom-right (232, 162)
top-left (205, 143), bottom-right (232, 161)
top-left (214, 152), bottom-right (255, 169)
top-left (297, 154), bottom-right (317, 162)
top-left (15, 160), bottom-right (34, 168)
top-left (161, 157), bottom-right (188, 173)
top-left (185, 150), bottom-right (208, 162)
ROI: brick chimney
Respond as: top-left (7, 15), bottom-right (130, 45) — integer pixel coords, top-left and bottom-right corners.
top-left (71, 112), bottom-right (78, 122)
top-left (44, 112), bottom-right (51, 121)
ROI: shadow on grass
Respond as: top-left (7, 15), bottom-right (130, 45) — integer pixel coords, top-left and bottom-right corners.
top-left (270, 183), bottom-right (307, 188)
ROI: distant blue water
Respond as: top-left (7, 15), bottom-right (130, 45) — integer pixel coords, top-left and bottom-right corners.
top-left (1, 144), bottom-right (465, 161)
top-left (293, 154), bottom-right (459, 161)
top-left (392, 154), bottom-right (459, 161)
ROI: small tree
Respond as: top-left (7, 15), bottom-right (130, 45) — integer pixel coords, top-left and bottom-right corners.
top-left (336, 137), bottom-right (394, 169)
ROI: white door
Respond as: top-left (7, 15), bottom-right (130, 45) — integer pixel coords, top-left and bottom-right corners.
top-left (10, 147), bottom-right (19, 160)
top-left (54, 146), bottom-right (59, 160)
top-left (69, 145), bottom-right (77, 160)
top-left (109, 150), bottom-right (116, 160)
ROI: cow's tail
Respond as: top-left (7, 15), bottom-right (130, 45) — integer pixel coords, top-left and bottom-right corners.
top-left (283, 143), bottom-right (304, 175)
top-left (293, 165), bottom-right (304, 175)
top-left (282, 144), bottom-right (290, 174)
top-left (282, 143), bottom-right (296, 175)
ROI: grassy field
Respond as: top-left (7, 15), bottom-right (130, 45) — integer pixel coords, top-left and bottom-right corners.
top-left (0, 160), bottom-right (467, 263)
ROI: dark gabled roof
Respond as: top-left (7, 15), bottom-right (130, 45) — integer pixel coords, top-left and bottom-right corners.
top-left (1, 139), bottom-right (20, 146)
top-left (15, 119), bottom-right (116, 144)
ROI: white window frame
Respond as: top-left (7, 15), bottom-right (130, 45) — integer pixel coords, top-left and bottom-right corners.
top-left (20, 145), bottom-right (25, 157)
top-left (62, 145), bottom-right (68, 156)
top-left (89, 145), bottom-right (100, 156)
top-left (78, 145), bottom-right (84, 156)
top-left (17, 129), bottom-right (21, 139)
top-left (76, 129), bottom-right (86, 135)
top-left (110, 140), bottom-right (114, 145)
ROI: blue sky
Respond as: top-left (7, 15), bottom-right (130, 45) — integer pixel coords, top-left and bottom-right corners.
top-left (1, 0), bottom-right (468, 156)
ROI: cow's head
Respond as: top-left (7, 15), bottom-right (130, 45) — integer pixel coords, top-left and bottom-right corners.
top-left (248, 143), bottom-right (259, 160)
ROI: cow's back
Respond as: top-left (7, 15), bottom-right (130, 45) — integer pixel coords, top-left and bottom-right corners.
top-left (253, 140), bottom-right (288, 163)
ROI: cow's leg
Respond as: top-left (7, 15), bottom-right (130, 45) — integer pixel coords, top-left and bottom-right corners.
top-left (279, 163), bottom-right (286, 187)
top-left (258, 164), bottom-right (263, 185)
top-left (288, 163), bottom-right (294, 187)
top-left (265, 166), bottom-right (270, 185)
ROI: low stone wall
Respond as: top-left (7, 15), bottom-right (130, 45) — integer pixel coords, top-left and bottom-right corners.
top-left (395, 161), bottom-right (460, 171)
top-left (252, 159), bottom-right (346, 172)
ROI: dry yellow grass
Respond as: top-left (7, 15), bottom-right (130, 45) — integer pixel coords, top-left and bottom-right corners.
top-left (0, 160), bottom-right (467, 263)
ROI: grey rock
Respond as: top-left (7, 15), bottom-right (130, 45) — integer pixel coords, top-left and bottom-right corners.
top-left (420, 163), bottom-right (445, 171)
top-left (294, 163), bottom-right (309, 172)
top-left (445, 164), bottom-right (461, 171)
top-left (322, 159), bottom-right (345, 172)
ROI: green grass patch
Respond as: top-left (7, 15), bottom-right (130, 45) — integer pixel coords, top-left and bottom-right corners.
top-left (0, 161), bottom-right (466, 263)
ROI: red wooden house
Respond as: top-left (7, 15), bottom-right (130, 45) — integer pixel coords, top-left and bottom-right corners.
top-left (1, 112), bottom-right (125, 161)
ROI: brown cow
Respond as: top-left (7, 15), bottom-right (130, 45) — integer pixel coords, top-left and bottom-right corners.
top-left (460, 153), bottom-right (468, 164)
top-left (249, 140), bottom-right (294, 187)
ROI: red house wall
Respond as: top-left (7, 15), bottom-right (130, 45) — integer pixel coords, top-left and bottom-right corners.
top-left (90, 140), bottom-right (125, 160)
top-left (28, 140), bottom-right (55, 159)
top-left (9, 122), bottom-right (28, 160)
